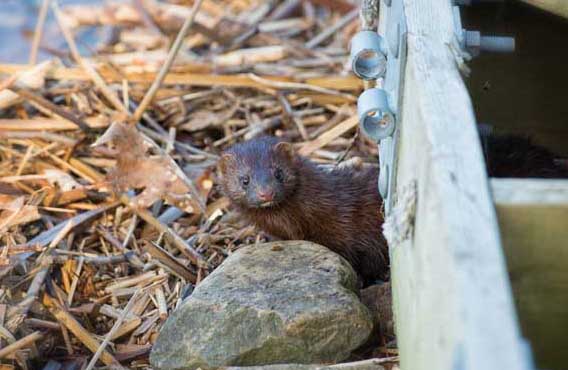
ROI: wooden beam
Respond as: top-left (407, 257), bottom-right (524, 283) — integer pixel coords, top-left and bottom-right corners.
top-left (492, 178), bottom-right (568, 370)
top-left (519, 0), bottom-right (568, 19)
top-left (386, 1), bottom-right (532, 370)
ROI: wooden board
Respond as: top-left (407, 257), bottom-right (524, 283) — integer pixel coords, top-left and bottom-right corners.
top-left (492, 178), bottom-right (568, 370)
top-left (519, 0), bottom-right (568, 19)
top-left (384, 1), bottom-right (533, 370)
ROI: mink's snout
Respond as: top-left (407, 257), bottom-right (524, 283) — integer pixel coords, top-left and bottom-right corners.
top-left (247, 184), bottom-right (280, 208)
top-left (243, 168), bottom-right (286, 208)
top-left (256, 188), bottom-right (275, 202)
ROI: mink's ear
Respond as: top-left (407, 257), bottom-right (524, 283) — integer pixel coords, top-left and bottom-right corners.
top-left (217, 153), bottom-right (234, 175)
top-left (274, 141), bottom-right (295, 160)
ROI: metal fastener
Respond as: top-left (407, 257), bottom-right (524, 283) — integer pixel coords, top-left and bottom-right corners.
top-left (463, 30), bottom-right (515, 56)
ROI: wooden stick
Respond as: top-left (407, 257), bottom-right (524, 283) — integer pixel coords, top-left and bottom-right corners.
top-left (248, 73), bottom-right (357, 101)
top-left (125, 197), bottom-right (206, 272)
top-left (0, 75), bottom-right (19, 95)
top-left (23, 203), bottom-right (118, 251)
top-left (24, 318), bottom-right (60, 330)
top-left (155, 285), bottom-right (168, 320)
top-left (52, 1), bottom-right (128, 114)
top-left (329, 357), bottom-right (399, 367)
top-left (8, 85), bottom-right (92, 132)
top-left (305, 8), bottom-right (359, 49)
top-left (0, 117), bottom-right (108, 131)
top-left (29, 0), bottom-right (51, 65)
top-left (84, 291), bottom-right (140, 370)
top-left (278, 93), bottom-right (308, 140)
top-left (66, 256), bottom-right (84, 306)
top-left (0, 64), bottom-right (363, 91)
top-left (299, 115), bottom-right (359, 156)
top-left (104, 272), bottom-right (157, 293)
top-left (0, 331), bottom-right (43, 359)
top-left (144, 241), bottom-right (197, 282)
top-left (20, 267), bottom-right (49, 316)
top-left (44, 295), bottom-right (119, 367)
top-left (132, 0), bottom-right (205, 123)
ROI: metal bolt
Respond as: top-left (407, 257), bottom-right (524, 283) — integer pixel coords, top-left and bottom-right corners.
top-left (350, 31), bottom-right (388, 80)
top-left (463, 30), bottom-right (515, 56)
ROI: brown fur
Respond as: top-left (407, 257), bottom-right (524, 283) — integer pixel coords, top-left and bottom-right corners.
top-left (480, 132), bottom-right (568, 178)
top-left (218, 136), bottom-right (389, 285)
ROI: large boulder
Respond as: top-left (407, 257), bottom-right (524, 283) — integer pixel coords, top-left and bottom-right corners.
top-left (150, 241), bottom-right (373, 370)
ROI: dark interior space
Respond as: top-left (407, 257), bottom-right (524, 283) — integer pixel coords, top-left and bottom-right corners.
top-left (462, 1), bottom-right (568, 156)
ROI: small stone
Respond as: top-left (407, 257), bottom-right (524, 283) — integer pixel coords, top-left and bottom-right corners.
top-left (360, 282), bottom-right (393, 339)
top-left (150, 241), bottom-right (373, 370)
top-left (270, 244), bottom-right (284, 251)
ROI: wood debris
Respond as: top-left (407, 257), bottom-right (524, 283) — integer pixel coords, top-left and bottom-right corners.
top-left (0, 1), bottom-right (392, 369)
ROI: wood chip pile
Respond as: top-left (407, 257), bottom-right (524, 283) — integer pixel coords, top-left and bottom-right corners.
top-left (0, 0), bottom-right (392, 368)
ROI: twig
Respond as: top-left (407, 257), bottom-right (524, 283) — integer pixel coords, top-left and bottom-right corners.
top-left (0, 331), bottom-right (43, 359)
top-left (52, 0), bottom-right (128, 114)
top-left (84, 291), bottom-right (140, 370)
top-left (299, 115), bottom-right (359, 156)
top-left (8, 85), bottom-right (92, 133)
top-left (154, 285), bottom-right (168, 320)
top-left (127, 200), bottom-right (206, 276)
top-left (29, 0), bottom-right (51, 65)
top-left (66, 256), bottom-right (84, 306)
top-left (305, 8), bottom-right (359, 49)
top-left (277, 93), bottom-right (308, 140)
top-left (247, 73), bottom-right (357, 101)
top-left (144, 241), bottom-right (197, 282)
top-left (132, 0), bottom-right (205, 123)
top-left (45, 295), bottom-right (120, 367)
top-left (328, 357), bottom-right (399, 367)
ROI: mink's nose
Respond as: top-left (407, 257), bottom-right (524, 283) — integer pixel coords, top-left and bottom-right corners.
top-left (257, 189), bottom-right (274, 202)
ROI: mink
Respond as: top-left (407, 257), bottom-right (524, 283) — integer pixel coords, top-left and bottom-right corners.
top-left (218, 136), bottom-right (389, 286)
top-left (217, 132), bottom-right (568, 286)
top-left (479, 130), bottom-right (568, 178)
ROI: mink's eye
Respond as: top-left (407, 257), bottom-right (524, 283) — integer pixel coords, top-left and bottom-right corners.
top-left (274, 168), bottom-right (284, 182)
top-left (240, 175), bottom-right (250, 187)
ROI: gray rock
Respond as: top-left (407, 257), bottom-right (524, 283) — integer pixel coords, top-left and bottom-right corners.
top-left (222, 358), bottom-right (387, 370)
top-left (360, 283), bottom-right (394, 339)
top-left (150, 241), bottom-right (373, 370)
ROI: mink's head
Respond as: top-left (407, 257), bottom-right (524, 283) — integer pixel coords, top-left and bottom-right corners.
top-left (218, 137), bottom-right (299, 209)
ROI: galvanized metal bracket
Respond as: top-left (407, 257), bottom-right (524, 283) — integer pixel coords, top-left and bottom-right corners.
top-left (350, 0), bottom-right (407, 215)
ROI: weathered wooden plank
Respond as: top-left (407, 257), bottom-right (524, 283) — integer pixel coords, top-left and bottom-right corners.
top-left (519, 0), bottom-right (568, 19)
top-left (492, 178), bottom-right (568, 370)
top-left (385, 1), bottom-right (533, 370)
top-left (491, 178), bottom-right (568, 204)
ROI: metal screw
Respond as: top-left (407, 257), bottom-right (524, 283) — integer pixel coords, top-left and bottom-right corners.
top-left (464, 30), bottom-right (515, 56)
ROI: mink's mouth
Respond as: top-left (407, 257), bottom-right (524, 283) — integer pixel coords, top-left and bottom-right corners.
top-left (247, 200), bottom-right (278, 209)
top-left (259, 201), bottom-right (276, 208)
